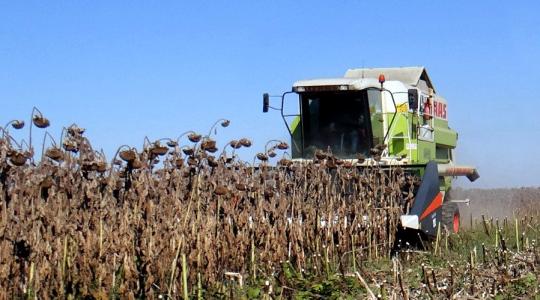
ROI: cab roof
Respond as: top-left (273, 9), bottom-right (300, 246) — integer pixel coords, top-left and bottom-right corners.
top-left (345, 66), bottom-right (436, 93)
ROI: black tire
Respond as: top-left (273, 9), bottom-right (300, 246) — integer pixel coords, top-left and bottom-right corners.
top-left (441, 201), bottom-right (460, 233)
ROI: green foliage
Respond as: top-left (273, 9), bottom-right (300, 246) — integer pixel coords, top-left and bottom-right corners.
top-left (510, 272), bottom-right (538, 296)
top-left (246, 286), bottom-right (261, 299)
top-left (291, 275), bottom-right (365, 299)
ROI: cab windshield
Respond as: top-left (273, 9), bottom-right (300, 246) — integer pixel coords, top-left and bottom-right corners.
top-left (299, 91), bottom-right (374, 159)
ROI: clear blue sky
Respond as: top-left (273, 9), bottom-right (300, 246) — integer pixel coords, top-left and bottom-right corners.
top-left (1, 1), bottom-right (539, 188)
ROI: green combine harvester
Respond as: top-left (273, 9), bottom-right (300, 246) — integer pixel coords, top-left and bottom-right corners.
top-left (263, 66), bottom-right (479, 241)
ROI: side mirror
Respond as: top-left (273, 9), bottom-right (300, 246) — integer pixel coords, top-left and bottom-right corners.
top-left (262, 93), bottom-right (270, 113)
top-left (408, 89), bottom-right (418, 111)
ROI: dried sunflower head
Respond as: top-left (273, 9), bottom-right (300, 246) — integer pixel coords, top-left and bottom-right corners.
top-left (119, 149), bottom-right (137, 162)
top-left (150, 143), bottom-right (168, 156)
top-left (315, 150), bottom-right (328, 160)
top-left (214, 185), bottom-right (229, 196)
top-left (369, 148), bottom-right (380, 156)
top-left (45, 147), bottom-right (64, 161)
top-left (95, 161), bottom-right (108, 173)
top-left (32, 115), bottom-right (50, 128)
top-left (166, 140), bottom-right (178, 147)
top-left (40, 177), bottom-right (54, 188)
top-left (188, 133), bottom-right (202, 143)
top-left (239, 138), bottom-right (252, 147)
top-left (207, 156), bottom-right (219, 167)
top-left (277, 142), bottom-right (289, 150)
top-left (11, 120), bottom-right (25, 129)
top-left (81, 160), bottom-right (96, 171)
top-left (187, 156), bottom-right (198, 166)
top-left (8, 151), bottom-right (27, 166)
top-left (201, 139), bottom-right (216, 150)
top-left (205, 147), bottom-right (218, 153)
top-left (230, 140), bottom-right (242, 149)
top-left (278, 158), bottom-right (292, 167)
top-left (182, 147), bottom-right (194, 156)
top-left (131, 159), bottom-right (143, 169)
top-left (264, 188), bottom-right (274, 198)
top-left (256, 153), bottom-right (268, 161)
top-left (235, 183), bottom-right (247, 191)
top-left (375, 144), bottom-right (387, 151)
top-left (67, 124), bottom-right (85, 136)
top-left (62, 140), bottom-right (79, 153)
top-left (220, 120), bottom-right (231, 127)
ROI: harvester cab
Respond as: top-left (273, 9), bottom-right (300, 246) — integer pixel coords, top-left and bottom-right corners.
top-left (263, 66), bottom-right (479, 240)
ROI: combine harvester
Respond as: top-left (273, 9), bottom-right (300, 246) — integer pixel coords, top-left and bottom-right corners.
top-left (263, 66), bottom-right (478, 243)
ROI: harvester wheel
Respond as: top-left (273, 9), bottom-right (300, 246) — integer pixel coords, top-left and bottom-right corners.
top-left (442, 201), bottom-right (460, 233)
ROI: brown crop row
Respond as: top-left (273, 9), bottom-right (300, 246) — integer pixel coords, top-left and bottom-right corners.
top-left (0, 111), bottom-right (408, 298)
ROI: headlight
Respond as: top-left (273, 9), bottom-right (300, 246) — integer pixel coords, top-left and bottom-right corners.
top-left (339, 85), bottom-right (349, 91)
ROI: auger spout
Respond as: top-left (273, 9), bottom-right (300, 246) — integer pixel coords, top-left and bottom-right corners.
top-left (438, 164), bottom-right (480, 182)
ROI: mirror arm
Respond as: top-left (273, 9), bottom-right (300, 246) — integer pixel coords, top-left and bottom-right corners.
top-left (383, 90), bottom-right (398, 145)
top-left (280, 91), bottom-right (303, 155)
top-left (365, 87), bottom-right (398, 146)
top-left (280, 91), bottom-right (295, 137)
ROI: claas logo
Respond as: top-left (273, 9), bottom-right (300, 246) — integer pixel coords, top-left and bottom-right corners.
top-left (433, 101), bottom-right (447, 120)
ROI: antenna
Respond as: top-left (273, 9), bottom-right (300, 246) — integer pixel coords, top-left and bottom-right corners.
top-left (361, 60), bottom-right (365, 78)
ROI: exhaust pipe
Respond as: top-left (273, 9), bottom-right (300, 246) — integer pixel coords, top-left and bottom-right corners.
top-left (438, 164), bottom-right (479, 182)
